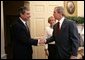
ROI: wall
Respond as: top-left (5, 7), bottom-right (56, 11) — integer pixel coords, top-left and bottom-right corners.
top-left (77, 1), bottom-right (84, 17)
top-left (3, 1), bottom-right (24, 15)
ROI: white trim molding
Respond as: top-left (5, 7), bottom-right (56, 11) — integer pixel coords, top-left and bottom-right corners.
top-left (1, 1), bottom-right (7, 59)
top-left (1, 54), bottom-right (7, 59)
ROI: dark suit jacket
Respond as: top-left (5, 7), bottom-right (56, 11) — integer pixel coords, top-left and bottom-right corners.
top-left (46, 18), bottom-right (79, 59)
top-left (10, 18), bottom-right (38, 59)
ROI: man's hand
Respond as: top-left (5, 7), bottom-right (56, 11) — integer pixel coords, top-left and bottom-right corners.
top-left (38, 38), bottom-right (46, 45)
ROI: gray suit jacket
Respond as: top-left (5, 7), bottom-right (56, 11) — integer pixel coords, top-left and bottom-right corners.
top-left (46, 18), bottom-right (79, 59)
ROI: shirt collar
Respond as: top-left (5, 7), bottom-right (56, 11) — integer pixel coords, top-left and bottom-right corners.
top-left (59, 16), bottom-right (65, 24)
top-left (57, 16), bottom-right (65, 28)
top-left (19, 17), bottom-right (26, 25)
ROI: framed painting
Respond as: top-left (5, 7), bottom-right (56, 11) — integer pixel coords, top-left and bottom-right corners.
top-left (64, 1), bottom-right (77, 16)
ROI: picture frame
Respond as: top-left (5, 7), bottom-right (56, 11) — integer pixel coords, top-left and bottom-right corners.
top-left (64, 1), bottom-right (77, 16)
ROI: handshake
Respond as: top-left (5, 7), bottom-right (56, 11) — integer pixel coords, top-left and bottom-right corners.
top-left (38, 38), bottom-right (46, 45)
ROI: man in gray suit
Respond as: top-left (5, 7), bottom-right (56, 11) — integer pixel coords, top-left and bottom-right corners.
top-left (45, 6), bottom-right (79, 59)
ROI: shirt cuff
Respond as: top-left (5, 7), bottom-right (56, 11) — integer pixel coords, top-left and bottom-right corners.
top-left (37, 39), bottom-right (40, 46)
top-left (44, 44), bottom-right (48, 49)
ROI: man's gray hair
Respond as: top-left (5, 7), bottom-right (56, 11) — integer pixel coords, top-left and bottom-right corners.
top-left (54, 6), bottom-right (65, 16)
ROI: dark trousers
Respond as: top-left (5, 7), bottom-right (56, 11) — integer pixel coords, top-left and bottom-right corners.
top-left (13, 53), bottom-right (32, 59)
top-left (48, 44), bottom-right (56, 59)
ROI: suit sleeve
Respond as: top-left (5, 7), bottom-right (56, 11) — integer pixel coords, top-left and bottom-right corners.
top-left (12, 24), bottom-right (38, 46)
top-left (46, 36), bottom-right (54, 44)
top-left (69, 21), bottom-right (79, 56)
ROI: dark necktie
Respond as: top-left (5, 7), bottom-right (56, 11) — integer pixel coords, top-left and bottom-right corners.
top-left (25, 22), bottom-right (31, 37)
top-left (57, 22), bottom-right (60, 34)
top-left (25, 22), bottom-right (29, 31)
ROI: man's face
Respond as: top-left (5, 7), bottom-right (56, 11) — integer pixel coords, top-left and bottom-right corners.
top-left (53, 9), bottom-right (60, 20)
top-left (20, 10), bottom-right (30, 21)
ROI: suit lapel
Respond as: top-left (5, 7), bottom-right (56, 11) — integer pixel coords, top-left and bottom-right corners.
top-left (17, 18), bottom-right (31, 37)
top-left (17, 18), bottom-right (29, 32)
top-left (61, 19), bottom-right (67, 30)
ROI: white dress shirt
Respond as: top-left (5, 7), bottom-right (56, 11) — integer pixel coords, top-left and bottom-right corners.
top-left (45, 17), bottom-right (65, 49)
top-left (45, 26), bottom-right (55, 49)
top-left (58, 17), bottom-right (65, 29)
top-left (19, 17), bottom-right (27, 26)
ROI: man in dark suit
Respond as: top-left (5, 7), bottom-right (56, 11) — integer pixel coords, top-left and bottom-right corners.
top-left (45, 6), bottom-right (79, 59)
top-left (10, 6), bottom-right (42, 59)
